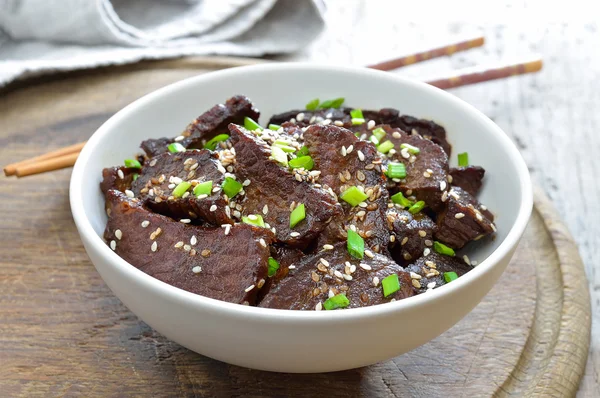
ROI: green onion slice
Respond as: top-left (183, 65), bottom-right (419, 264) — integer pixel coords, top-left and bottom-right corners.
top-left (382, 274), bottom-right (401, 297)
top-left (351, 118), bottom-right (365, 125)
top-left (242, 214), bottom-right (266, 228)
top-left (347, 229), bottom-right (364, 259)
top-left (458, 152), bottom-right (469, 167)
top-left (168, 142), bottom-right (186, 153)
top-left (296, 146), bottom-right (309, 157)
top-left (377, 140), bottom-right (395, 154)
top-left (273, 140), bottom-right (296, 153)
top-left (390, 191), bottom-right (414, 208)
top-left (386, 162), bottom-right (406, 179)
top-left (288, 155), bottom-right (314, 170)
top-left (350, 109), bottom-right (364, 119)
top-left (400, 143), bottom-right (420, 154)
top-left (408, 200), bottom-right (426, 214)
top-left (193, 180), bottom-right (213, 197)
top-left (305, 99), bottom-right (320, 110)
top-left (268, 124), bottom-right (282, 131)
top-left (244, 117), bottom-right (263, 131)
top-left (204, 134), bottom-right (229, 150)
top-left (172, 181), bottom-right (192, 198)
top-left (318, 97), bottom-right (345, 109)
top-left (221, 177), bottom-right (243, 199)
top-left (369, 135), bottom-right (380, 146)
top-left (267, 257), bottom-right (280, 277)
top-left (323, 294), bottom-right (350, 310)
top-left (132, 173), bottom-right (139, 181)
top-left (124, 159), bottom-right (142, 169)
top-left (434, 241), bottom-right (455, 256)
top-left (444, 271), bottom-right (458, 283)
top-left (290, 203), bottom-right (306, 228)
top-left (339, 186), bottom-right (368, 207)
top-left (271, 146), bottom-right (288, 166)
top-left (372, 127), bottom-right (386, 142)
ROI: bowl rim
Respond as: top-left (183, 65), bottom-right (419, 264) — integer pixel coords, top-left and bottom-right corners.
top-left (70, 62), bottom-right (533, 322)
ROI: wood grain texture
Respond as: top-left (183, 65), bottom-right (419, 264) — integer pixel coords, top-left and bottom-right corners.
top-left (0, 58), bottom-right (590, 396)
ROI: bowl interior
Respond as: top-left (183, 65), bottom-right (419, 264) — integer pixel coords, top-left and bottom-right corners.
top-left (75, 64), bottom-right (530, 299)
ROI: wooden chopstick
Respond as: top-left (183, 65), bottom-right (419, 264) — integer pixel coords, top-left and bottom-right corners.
top-left (368, 36), bottom-right (485, 71)
top-left (14, 152), bottom-right (81, 177)
top-left (3, 141), bottom-right (86, 176)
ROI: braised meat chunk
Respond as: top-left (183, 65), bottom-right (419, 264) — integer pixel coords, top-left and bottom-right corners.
top-left (435, 186), bottom-right (495, 249)
top-left (259, 243), bottom-right (414, 310)
top-left (388, 208), bottom-right (436, 266)
top-left (129, 149), bottom-right (233, 226)
top-left (405, 252), bottom-right (472, 293)
top-left (141, 95), bottom-right (259, 158)
top-left (229, 123), bottom-right (341, 248)
top-left (100, 166), bottom-right (137, 196)
top-left (104, 190), bottom-right (274, 305)
top-left (449, 166), bottom-right (486, 196)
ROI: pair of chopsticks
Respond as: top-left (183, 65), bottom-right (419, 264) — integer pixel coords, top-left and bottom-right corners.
top-left (3, 36), bottom-right (543, 178)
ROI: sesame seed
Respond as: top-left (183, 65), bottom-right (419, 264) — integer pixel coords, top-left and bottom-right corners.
top-left (475, 212), bottom-right (483, 222)
top-left (455, 213), bottom-right (465, 219)
top-left (323, 244), bottom-right (334, 250)
top-left (403, 252), bottom-right (412, 260)
top-left (401, 237), bottom-right (409, 246)
top-left (425, 261), bottom-right (437, 268)
top-left (309, 116), bottom-right (316, 124)
top-left (180, 219), bottom-right (191, 223)
top-left (463, 255), bottom-right (471, 265)
top-left (184, 244), bottom-right (191, 251)
top-left (447, 175), bottom-right (453, 183)
top-left (192, 266), bottom-right (202, 273)
top-left (290, 232), bottom-right (300, 237)
top-left (190, 235), bottom-right (197, 246)
top-left (471, 260), bottom-right (479, 266)
top-left (209, 205), bottom-right (217, 212)
top-left (141, 220), bottom-right (150, 228)
top-left (409, 156), bottom-right (417, 164)
top-left (373, 276), bottom-right (380, 287)
top-left (390, 235), bottom-right (396, 242)
top-left (320, 258), bottom-right (330, 267)
top-left (410, 272), bottom-right (422, 280)
top-left (315, 301), bottom-right (323, 311)
top-left (201, 249), bottom-right (210, 256)
top-left (364, 249), bottom-right (374, 258)
top-left (424, 248), bottom-right (431, 256)
top-left (197, 194), bottom-right (208, 200)
top-left (426, 169), bottom-right (434, 174)
top-left (427, 282), bottom-right (436, 289)
top-left (412, 279), bottom-right (422, 288)
top-left (322, 119), bottom-right (331, 125)
top-left (328, 289), bottom-right (335, 298)
top-left (225, 206), bottom-right (231, 218)
top-left (358, 202), bottom-right (368, 208)
top-left (359, 263), bottom-right (371, 271)
top-left (242, 179), bottom-right (251, 187)
top-left (357, 150), bottom-right (366, 162)
top-left (296, 113), bottom-right (305, 122)
top-left (151, 241), bottom-right (157, 252)
top-left (418, 230), bottom-right (427, 237)
top-left (288, 265), bottom-right (296, 269)
top-left (125, 190), bottom-right (135, 198)
top-left (150, 227), bottom-right (162, 240)
top-left (367, 120), bottom-right (376, 129)
top-left (343, 274), bottom-right (353, 281)
top-left (480, 205), bottom-right (488, 211)
top-left (148, 189), bottom-right (154, 197)
top-left (117, 169), bottom-right (125, 179)
top-left (401, 148), bottom-right (410, 159)
top-left (423, 171), bottom-right (431, 178)
top-left (440, 181), bottom-right (447, 191)
top-left (262, 205), bottom-right (268, 215)
top-left (248, 214), bottom-right (257, 220)
top-left (110, 240), bottom-right (116, 250)
top-left (491, 223), bottom-right (497, 232)
top-left (334, 120), bottom-right (344, 126)
top-left (221, 224), bottom-right (231, 235)
top-left (334, 270), bottom-right (344, 279)
top-left (174, 241), bottom-right (184, 248)
top-left (346, 145), bottom-right (354, 154)
top-left (441, 191), bottom-right (449, 202)
top-left (114, 229), bottom-right (122, 240)
top-left (244, 285), bottom-right (255, 293)
top-left (391, 131), bottom-right (401, 139)
top-left (425, 239), bottom-right (433, 246)
top-left (259, 238), bottom-right (267, 248)
top-left (212, 187), bottom-right (221, 193)
top-left (341, 146), bottom-right (347, 157)
top-left (257, 279), bottom-right (266, 289)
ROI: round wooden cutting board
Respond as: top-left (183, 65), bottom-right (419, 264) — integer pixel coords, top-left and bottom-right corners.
top-left (0, 62), bottom-right (591, 397)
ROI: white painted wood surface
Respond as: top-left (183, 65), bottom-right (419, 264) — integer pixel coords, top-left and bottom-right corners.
top-left (281, 1), bottom-right (599, 395)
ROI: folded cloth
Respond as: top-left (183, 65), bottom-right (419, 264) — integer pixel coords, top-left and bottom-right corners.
top-left (0, 0), bottom-right (326, 87)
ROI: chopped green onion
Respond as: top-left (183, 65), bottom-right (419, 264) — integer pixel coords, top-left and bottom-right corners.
top-left (271, 146), bottom-right (288, 166)
top-left (369, 135), bottom-right (380, 146)
top-left (377, 140), bottom-right (395, 154)
top-left (444, 271), bottom-right (458, 283)
top-left (288, 156), bottom-right (314, 170)
top-left (400, 143), bottom-right (420, 154)
top-left (305, 98), bottom-right (320, 110)
top-left (242, 214), bottom-right (266, 228)
top-left (244, 117), bottom-right (263, 131)
top-left (347, 229), bottom-right (364, 259)
top-left (323, 294), bottom-right (350, 310)
top-left (318, 97), bottom-right (345, 109)
top-left (351, 117), bottom-right (365, 125)
top-left (124, 159), bottom-right (142, 169)
top-left (458, 152), bottom-right (469, 167)
top-left (193, 180), bottom-right (213, 197)
top-left (350, 109), bottom-right (364, 119)
top-left (390, 191), bottom-right (414, 208)
top-left (382, 274), bottom-right (401, 297)
top-left (168, 142), bottom-right (186, 153)
top-left (434, 241), bottom-right (456, 256)
top-left (267, 257), bottom-right (280, 277)
top-left (372, 127), bottom-right (386, 142)
top-left (296, 146), bottom-right (309, 157)
top-left (273, 140), bottom-right (296, 153)
top-left (132, 173), bottom-right (139, 181)
top-left (222, 177), bottom-right (243, 199)
top-left (339, 186), bottom-right (369, 207)
top-left (204, 134), bottom-right (229, 150)
top-left (386, 162), bottom-right (406, 179)
top-left (268, 124), bottom-right (282, 131)
top-left (290, 203), bottom-right (306, 228)
top-left (172, 181), bottom-right (192, 198)
top-left (408, 200), bottom-right (426, 214)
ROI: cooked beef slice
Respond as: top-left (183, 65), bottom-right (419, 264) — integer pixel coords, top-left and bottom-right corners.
top-left (141, 95), bottom-right (259, 158)
top-left (435, 186), bottom-right (495, 249)
top-left (100, 166), bottom-right (137, 196)
top-left (382, 125), bottom-right (449, 211)
top-left (129, 149), bottom-right (232, 226)
top-left (228, 123), bottom-right (341, 248)
top-left (104, 190), bottom-right (274, 305)
top-left (449, 166), bottom-right (485, 196)
top-left (303, 125), bottom-right (390, 253)
top-left (405, 252), bottom-right (472, 293)
top-left (388, 209), bottom-right (436, 266)
top-left (258, 243), bottom-right (414, 310)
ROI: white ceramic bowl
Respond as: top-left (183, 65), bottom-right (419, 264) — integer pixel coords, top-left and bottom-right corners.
top-left (70, 64), bottom-right (532, 373)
